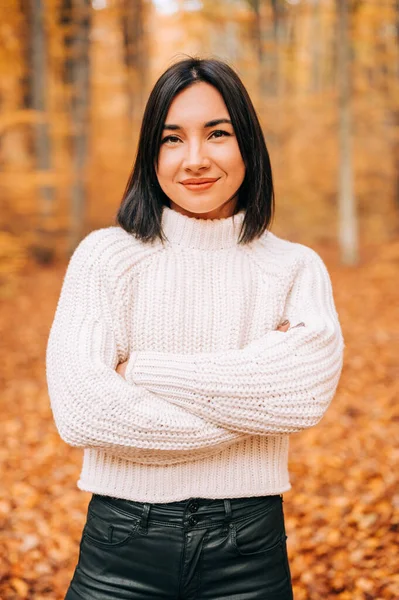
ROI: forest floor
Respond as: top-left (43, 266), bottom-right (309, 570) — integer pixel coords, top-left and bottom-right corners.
top-left (0, 240), bottom-right (398, 600)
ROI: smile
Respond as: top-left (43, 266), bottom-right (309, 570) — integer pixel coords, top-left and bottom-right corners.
top-left (181, 179), bottom-right (220, 191)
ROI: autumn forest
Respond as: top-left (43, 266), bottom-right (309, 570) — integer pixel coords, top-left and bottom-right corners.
top-left (0, 0), bottom-right (398, 599)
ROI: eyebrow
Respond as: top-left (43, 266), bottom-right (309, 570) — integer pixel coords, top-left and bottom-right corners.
top-left (162, 118), bottom-right (232, 131)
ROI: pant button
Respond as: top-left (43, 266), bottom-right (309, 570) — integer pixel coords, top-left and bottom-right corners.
top-left (188, 501), bottom-right (199, 513)
top-left (188, 515), bottom-right (198, 526)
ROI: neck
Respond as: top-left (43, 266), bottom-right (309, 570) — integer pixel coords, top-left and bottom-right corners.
top-left (160, 205), bottom-right (246, 251)
top-left (169, 197), bottom-right (239, 220)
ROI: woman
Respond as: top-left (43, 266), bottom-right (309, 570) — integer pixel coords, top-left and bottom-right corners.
top-left (46, 57), bottom-right (344, 599)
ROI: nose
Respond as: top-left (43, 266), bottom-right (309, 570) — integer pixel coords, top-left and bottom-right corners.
top-left (182, 140), bottom-right (211, 172)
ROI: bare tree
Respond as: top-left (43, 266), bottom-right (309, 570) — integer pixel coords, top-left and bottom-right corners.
top-left (31, 0), bottom-right (55, 261)
top-left (68, 0), bottom-right (91, 253)
top-left (310, 0), bottom-right (322, 92)
top-left (247, 0), bottom-right (286, 97)
top-left (337, 0), bottom-right (358, 264)
top-left (121, 0), bottom-right (147, 130)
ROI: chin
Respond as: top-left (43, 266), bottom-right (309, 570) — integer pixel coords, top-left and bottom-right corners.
top-left (175, 202), bottom-right (228, 218)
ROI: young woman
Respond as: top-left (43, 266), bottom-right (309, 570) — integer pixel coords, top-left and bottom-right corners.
top-left (46, 57), bottom-right (344, 600)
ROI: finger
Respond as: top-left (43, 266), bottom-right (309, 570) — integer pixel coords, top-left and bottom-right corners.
top-left (277, 320), bottom-right (290, 332)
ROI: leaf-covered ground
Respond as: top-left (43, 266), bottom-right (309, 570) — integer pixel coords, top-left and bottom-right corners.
top-left (1, 241), bottom-right (398, 600)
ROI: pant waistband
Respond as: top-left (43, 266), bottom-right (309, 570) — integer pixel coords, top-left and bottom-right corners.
top-left (90, 493), bottom-right (283, 532)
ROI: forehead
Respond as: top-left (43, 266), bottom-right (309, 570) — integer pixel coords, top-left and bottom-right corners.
top-left (165, 82), bottom-right (230, 124)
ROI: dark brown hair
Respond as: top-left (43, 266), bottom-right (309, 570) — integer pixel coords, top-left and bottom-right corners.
top-left (116, 57), bottom-right (275, 245)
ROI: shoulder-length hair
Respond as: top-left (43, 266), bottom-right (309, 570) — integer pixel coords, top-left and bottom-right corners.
top-left (116, 56), bottom-right (275, 245)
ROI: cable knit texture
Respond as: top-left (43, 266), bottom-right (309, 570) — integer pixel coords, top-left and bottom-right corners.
top-left (46, 205), bottom-right (344, 503)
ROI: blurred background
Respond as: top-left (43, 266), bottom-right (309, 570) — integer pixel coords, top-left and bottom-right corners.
top-left (0, 0), bottom-right (398, 266)
top-left (1, 1), bottom-right (398, 599)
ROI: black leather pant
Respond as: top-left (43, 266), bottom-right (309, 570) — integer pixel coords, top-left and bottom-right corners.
top-left (65, 492), bottom-right (294, 599)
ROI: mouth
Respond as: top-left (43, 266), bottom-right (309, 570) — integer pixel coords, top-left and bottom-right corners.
top-left (180, 178), bottom-right (220, 191)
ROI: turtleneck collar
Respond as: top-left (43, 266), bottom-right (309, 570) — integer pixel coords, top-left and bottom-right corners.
top-left (160, 205), bottom-right (246, 251)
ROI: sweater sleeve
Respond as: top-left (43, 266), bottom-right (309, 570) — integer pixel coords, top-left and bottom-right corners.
top-left (45, 230), bottom-right (247, 465)
top-left (125, 247), bottom-right (344, 435)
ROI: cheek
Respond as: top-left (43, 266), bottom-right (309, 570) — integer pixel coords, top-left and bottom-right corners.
top-left (218, 145), bottom-right (245, 183)
top-left (157, 150), bottom-right (179, 182)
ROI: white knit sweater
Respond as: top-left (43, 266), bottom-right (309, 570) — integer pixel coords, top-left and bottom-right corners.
top-left (46, 206), bottom-right (344, 503)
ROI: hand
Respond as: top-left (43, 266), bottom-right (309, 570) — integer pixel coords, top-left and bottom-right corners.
top-left (276, 320), bottom-right (290, 332)
top-left (276, 320), bottom-right (306, 332)
top-left (116, 359), bottom-right (129, 379)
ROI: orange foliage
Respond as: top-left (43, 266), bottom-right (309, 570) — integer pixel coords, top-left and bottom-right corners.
top-left (0, 239), bottom-right (398, 599)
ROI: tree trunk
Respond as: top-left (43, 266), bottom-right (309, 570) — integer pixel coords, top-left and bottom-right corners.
top-left (121, 0), bottom-right (147, 131)
top-left (310, 0), bottom-right (322, 93)
top-left (271, 0), bottom-right (285, 98)
top-left (31, 0), bottom-right (55, 262)
top-left (251, 0), bottom-right (275, 97)
top-left (337, 0), bottom-right (358, 264)
top-left (251, 0), bottom-right (263, 65)
top-left (68, 0), bottom-right (91, 253)
top-left (60, 0), bottom-right (74, 100)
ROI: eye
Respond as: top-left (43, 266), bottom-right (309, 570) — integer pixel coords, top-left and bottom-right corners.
top-left (161, 135), bottom-right (181, 145)
top-left (210, 130), bottom-right (231, 139)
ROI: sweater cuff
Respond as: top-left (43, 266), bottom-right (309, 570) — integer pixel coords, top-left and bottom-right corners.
top-left (126, 350), bottom-right (196, 393)
top-left (124, 350), bottom-right (140, 384)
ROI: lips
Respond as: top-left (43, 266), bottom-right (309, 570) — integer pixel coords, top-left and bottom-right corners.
top-left (181, 178), bottom-right (219, 185)
top-left (180, 178), bottom-right (220, 192)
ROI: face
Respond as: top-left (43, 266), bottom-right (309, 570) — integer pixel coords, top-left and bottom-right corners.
top-left (156, 82), bottom-right (246, 219)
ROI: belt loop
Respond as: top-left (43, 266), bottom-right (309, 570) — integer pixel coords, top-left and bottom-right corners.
top-left (222, 499), bottom-right (232, 534)
top-left (138, 502), bottom-right (151, 535)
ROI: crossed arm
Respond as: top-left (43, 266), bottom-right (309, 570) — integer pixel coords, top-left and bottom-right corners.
top-left (121, 249), bottom-right (344, 436)
top-left (47, 231), bottom-right (343, 465)
top-left (46, 231), bottom-right (247, 465)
